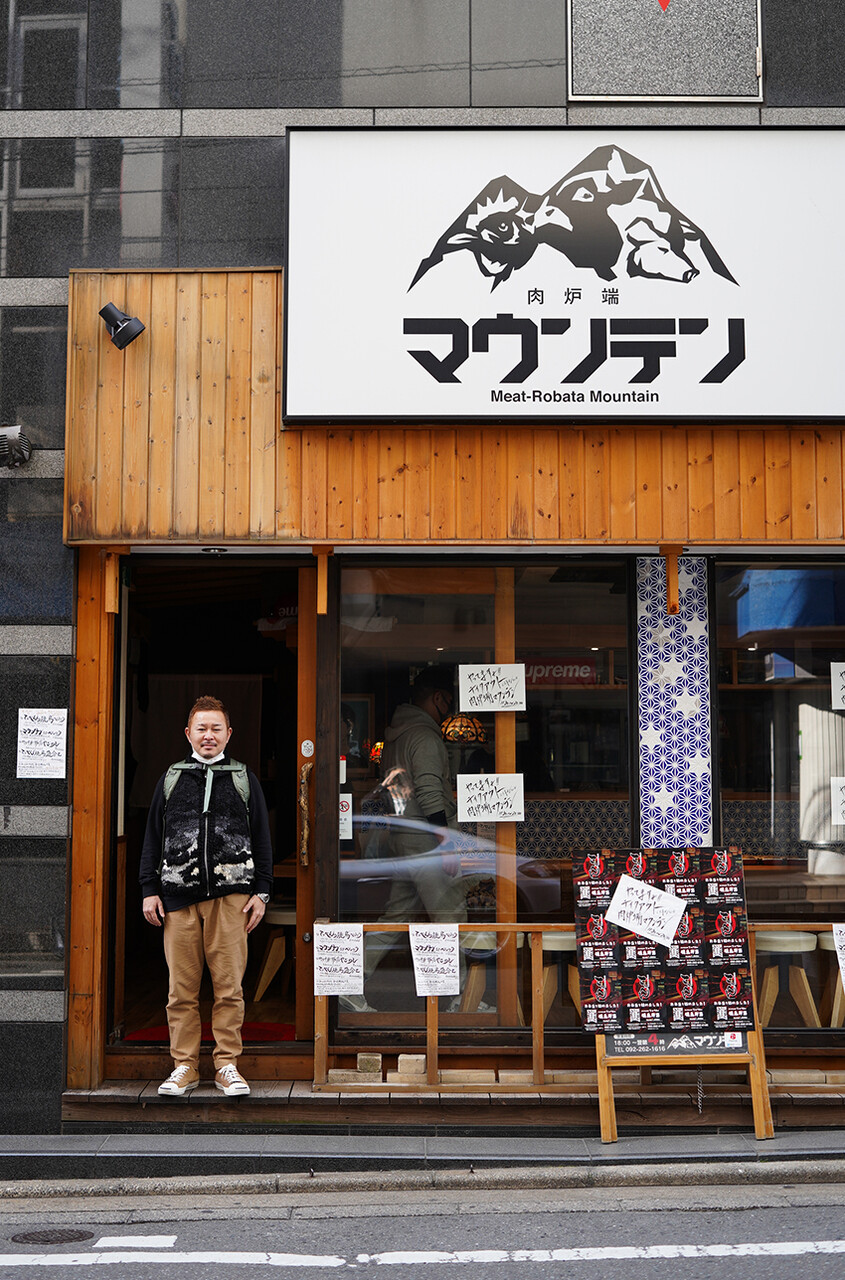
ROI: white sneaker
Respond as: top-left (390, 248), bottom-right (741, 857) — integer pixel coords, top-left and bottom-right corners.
top-left (339, 993), bottom-right (377, 1013)
top-left (158, 1064), bottom-right (200, 1096)
top-left (214, 1063), bottom-right (250, 1096)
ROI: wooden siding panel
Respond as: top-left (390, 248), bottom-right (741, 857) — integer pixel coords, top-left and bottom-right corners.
top-left (712, 430), bottom-right (741, 542)
top-left (146, 273), bottom-right (177, 538)
top-left (431, 428), bottom-right (457, 540)
top-left (456, 429), bottom-right (482, 540)
top-left (661, 428), bottom-right (690, 543)
top-left (326, 430), bottom-right (355, 540)
top-left (121, 274), bottom-right (152, 539)
top-left (739, 430), bottom-right (766, 540)
top-left (635, 430), bottom-right (662, 542)
top-left (225, 274), bottom-right (253, 539)
top-left (609, 429), bottom-right (636, 541)
top-left (482, 431), bottom-right (508, 540)
top-left (817, 430), bottom-right (844, 540)
top-left (789, 429), bottom-right (817, 542)
top-left (507, 430), bottom-right (531, 539)
top-left (94, 276), bottom-right (125, 539)
top-left (65, 272), bottom-right (102, 541)
top-left (352, 429), bottom-right (380, 541)
top-left (249, 272), bottom-right (278, 538)
top-left (687, 428), bottom-right (715, 541)
top-left (173, 274), bottom-right (202, 537)
top-left (198, 273), bottom-right (228, 537)
top-left (533, 429), bottom-right (559, 541)
top-left (764, 429), bottom-right (792, 539)
top-left (405, 429), bottom-right (432, 541)
top-left (63, 272), bottom-right (845, 550)
top-left (559, 429), bottom-right (585, 540)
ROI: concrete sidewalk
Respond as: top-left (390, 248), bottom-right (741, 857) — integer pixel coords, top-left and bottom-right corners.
top-left (1, 1126), bottom-right (844, 1193)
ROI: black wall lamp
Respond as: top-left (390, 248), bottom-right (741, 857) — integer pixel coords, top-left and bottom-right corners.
top-left (99, 302), bottom-right (145, 350)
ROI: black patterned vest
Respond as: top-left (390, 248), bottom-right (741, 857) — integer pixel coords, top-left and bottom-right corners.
top-left (160, 761), bottom-right (255, 904)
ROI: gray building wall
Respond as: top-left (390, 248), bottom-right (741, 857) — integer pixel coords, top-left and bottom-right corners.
top-left (0, 0), bottom-right (842, 1132)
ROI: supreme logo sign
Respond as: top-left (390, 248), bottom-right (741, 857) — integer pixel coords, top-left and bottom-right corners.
top-left (525, 658), bottom-right (597, 687)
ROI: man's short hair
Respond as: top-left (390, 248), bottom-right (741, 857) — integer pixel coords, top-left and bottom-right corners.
top-left (187, 695), bottom-right (230, 727)
top-left (411, 664), bottom-right (455, 704)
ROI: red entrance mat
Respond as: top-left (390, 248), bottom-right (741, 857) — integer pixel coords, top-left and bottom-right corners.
top-left (124, 1021), bottom-right (295, 1042)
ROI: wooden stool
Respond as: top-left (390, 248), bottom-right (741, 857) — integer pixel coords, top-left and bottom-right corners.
top-left (458, 931), bottom-right (524, 1020)
top-left (541, 932), bottom-right (580, 1019)
top-left (253, 906), bottom-right (296, 1002)
top-left (818, 932), bottom-right (845, 1028)
top-left (755, 929), bottom-right (821, 1027)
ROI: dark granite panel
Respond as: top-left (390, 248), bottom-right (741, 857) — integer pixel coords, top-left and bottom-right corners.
top-left (179, 139), bottom-right (285, 269)
top-left (1, 4), bottom-right (86, 110)
top-left (0, 1022), bottom-right (62, 1133)
top-left (3, 139), bottom-right (179, 276)
top-left (0, 511), bottom-right (73, 624)
top-left (341, 0), bottom-right (470, 107)
top-left (0, 655), bottom-right (72, 805)
top-left (0, 308), bottom-right (68, 452)
top-left (471, 0), bottom-right (566, 107)
top-left (0, 836), bottom-right (69, 862)
top-left (182, 0), bottom-right (343, 108)
top-left (88, 0), bottom-right (183, 108)
top-left (0, 855), bottom-right (66, 962)
top-left (764, 0), bottom-right (845, 106)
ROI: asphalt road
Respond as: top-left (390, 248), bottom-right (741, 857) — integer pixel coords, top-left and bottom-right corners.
top-left (2, 1178), bottom-right (845, 1278)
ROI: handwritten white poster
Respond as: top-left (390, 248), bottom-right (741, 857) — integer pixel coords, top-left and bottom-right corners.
top-left (409, 924), bottom-right (460, 996)
top-left (459, 664), bottom-right (526, 712)
top-left (16, 708), bottom-right (68, 779)
top-left (605, 874), bottom-right (686, 949)
top-left (832, 925), bottom-right (845, 993)
top-left (831, 777), bottom-right (845, 826)
top-left (831, 664), bottom-right (845, 710)
top-left (457, 773), bottom-right (524, 823)
top-left (339, 793), bottom-right (352, 839)
top-left (313, 922), bottom-right (364, 995)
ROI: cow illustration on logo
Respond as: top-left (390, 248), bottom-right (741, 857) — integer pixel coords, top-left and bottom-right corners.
top-left (410, 145), bottom-right (736, 291)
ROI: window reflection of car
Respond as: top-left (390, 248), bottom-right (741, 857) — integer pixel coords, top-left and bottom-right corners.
top-left (341, 814), bottom-right (562, 920)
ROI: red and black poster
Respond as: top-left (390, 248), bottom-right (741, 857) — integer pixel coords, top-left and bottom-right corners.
top-left (572, 846), bottom-right (754, 1034)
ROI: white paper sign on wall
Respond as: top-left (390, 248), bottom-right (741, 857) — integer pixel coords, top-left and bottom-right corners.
top-left (409, 924), bottom-right (460, 997)
top-left (457, 773), bottom-right (524, 823)
top-left (831, 777), bottom-right (845, 826)
top-left (313, 922), bottom-right (364, 996)
top-left (831, 664), bottom-right (845, 711)
top-left (459, 664), bottom-right (526, 712)
top-left (16, 708), bottom-right (68, 779)
top-left (339, 793), bottom-right (352, 839)
top-left (605, 874), bottom-right (686, 949)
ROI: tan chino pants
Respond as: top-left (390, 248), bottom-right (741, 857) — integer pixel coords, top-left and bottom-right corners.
top-left (162, 893), bottom-right (250, 1069)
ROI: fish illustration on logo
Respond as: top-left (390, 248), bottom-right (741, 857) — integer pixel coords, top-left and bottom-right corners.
top-left (410, 145), bottom-right (736, 291)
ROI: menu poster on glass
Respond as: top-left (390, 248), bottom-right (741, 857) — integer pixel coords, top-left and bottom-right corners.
top-left (458, 663), bottom-right (526, 712)
top-left (572, 847), bottom-right (754, 1034)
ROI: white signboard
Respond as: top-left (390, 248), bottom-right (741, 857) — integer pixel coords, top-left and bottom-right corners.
top-left (286, 129), bottom-right (845, 422)
top-left (459, 663), bottom-right (526, 712)
top-left (605, 873), bottom-right (686, 949)
top-left (16, 708), bottom-right (68, 779)
top-left (409, 924), bottom-right (461, 997)
top-left (313, 922), bottom-right (364, 995)
top-left (457, 773), bottom-right (524, 823)
top-left (339, 793), bottom-right (352, 839)
top-left (831, 664), bottom-right (845, 711)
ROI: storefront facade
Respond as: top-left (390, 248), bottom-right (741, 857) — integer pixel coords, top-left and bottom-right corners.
top-left (3, 2), bottom-right (845, 1131)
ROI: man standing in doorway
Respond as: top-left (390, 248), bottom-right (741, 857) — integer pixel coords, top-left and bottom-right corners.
top-left (342, 665), bottom-right (467, 1011)
top-left (140, 696), bottom-right (273, 1097)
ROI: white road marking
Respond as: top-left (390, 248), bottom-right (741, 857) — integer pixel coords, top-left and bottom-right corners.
top-left (1, 1239), bottom-right (844, 1267)
top-left (94, 1237), bottom-right (177, 1249)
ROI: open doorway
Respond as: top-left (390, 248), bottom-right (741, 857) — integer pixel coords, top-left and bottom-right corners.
top-left (112, 556), bottom-right (302, 1052)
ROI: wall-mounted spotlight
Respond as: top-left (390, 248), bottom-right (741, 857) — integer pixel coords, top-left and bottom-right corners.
top-left (99, 302), bottom-right (145, 350)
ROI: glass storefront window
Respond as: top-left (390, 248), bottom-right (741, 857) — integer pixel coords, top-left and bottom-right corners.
top-left (717, 561), bottom-right (845, 1032)
top-left (337, 561), bottom-right (631, 1030)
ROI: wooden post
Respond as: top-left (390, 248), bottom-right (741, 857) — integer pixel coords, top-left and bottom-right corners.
top-left (426, 996), bottom-right (439, 1085)
top-left (659, 543), bottom-right (684, 615)
top-left (67, 547), bottom-right (118, 1090)
top-left (595, 1034), bottom-right (618, 1143)
top-left (314, 996), bottom-right (329, 1085)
